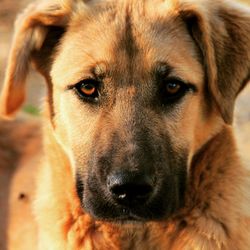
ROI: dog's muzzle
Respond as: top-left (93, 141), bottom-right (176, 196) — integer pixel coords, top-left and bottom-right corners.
top-left (77, 164), bottom-right (186, 222)
top-left (76, 125), bottom-right (187, 222)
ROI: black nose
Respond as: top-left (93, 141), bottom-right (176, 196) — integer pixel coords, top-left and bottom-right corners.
top-left (107, 171), bottom-right (154, 205)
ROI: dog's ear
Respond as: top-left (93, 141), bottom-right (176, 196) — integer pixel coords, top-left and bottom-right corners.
top-left (180, 1), bottom-right (250, 124)
top-left (0, 0), bottom-right (75, 118)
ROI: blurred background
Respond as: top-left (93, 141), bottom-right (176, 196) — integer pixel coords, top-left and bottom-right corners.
top-left (0, 0), bottom-right (250, 163)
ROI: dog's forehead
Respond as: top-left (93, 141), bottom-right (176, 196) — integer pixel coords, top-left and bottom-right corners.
top-left (51, 0), bottom-right (203, 88)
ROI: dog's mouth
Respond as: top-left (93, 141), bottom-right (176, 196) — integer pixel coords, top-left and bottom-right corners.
top-left (83, 199), bottom-right (173, 223)
top-left (99, 208), bottom-right (149, 223)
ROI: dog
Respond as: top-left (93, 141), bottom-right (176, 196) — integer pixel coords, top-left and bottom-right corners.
top-left (0, 0), bottom-right (250, 249)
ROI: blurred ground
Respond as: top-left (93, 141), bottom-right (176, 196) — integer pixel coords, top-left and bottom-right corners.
top-left (1, 0), bottom-right (249, 163)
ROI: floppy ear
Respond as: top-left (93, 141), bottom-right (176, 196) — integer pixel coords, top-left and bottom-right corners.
top-left (180, 0), bottom-right (250, 124)
top-left (0, 0), bottom-right (74, 118)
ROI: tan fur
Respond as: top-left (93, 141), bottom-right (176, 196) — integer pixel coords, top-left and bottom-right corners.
top-left (1, 0), bottom-right (250, 249)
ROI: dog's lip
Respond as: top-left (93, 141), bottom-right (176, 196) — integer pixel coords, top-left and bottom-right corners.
top-left (87, 205), bottom-right (151, 222)
top-left (119, 209), bottom-right (146, 221)
top-left (102, 207), bottom-right (155, 222)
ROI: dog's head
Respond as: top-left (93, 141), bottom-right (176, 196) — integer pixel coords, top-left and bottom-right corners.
top-left (1, 0), bottom-right (250, 222)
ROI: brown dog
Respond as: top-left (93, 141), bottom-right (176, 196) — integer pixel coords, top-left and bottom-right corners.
top-left (1, 0), bottom-right (250, 249)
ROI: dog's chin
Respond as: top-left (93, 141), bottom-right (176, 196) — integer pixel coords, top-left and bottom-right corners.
top-left (85, 209), bottom-right (152, 224)
top-left (81, 201), bottom-right (173, 223)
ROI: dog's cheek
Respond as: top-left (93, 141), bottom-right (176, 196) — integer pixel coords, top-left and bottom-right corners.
top-left (186, 95), bottom-right (224, 166)
top-left (162, 96), bottom-right (200, 161)
top-left (52, 90), bottom-right (99, 171)
top-left (192, 109), bottom-right (224, 152)
top-left (163, 95), bottom-right (214, 170)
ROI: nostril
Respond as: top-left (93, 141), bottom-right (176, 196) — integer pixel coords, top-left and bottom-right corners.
top-left (107, 171), bottom-right (154, 204)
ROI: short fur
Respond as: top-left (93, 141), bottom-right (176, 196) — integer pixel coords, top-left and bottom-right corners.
top-left (1, 0), bottom-right (250, 249)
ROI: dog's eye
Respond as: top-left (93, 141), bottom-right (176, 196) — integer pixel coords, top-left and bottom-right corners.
top-left (165, 82), bottom-right (181, 95)
top-left (80, 83), bottom-right (96, 96)
top-left (163, 79), bottom-right (192, 103)
top-left (75, 79), bottom-right (99, 101)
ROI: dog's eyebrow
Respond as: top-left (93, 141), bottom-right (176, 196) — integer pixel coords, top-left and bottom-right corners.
top-left (92, 62), bottom-right (108, 79)
top-left (154, 62), bottom-right (173, 76)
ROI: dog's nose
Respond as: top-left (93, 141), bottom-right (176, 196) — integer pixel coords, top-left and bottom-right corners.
top-left (107, 171), bottom-right (153, 205)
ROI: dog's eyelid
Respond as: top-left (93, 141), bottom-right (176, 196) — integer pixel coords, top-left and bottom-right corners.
top-left (66, 78), bottom-right (100, 91)
top-left (68, 78), bottom-right (102, 104)
top-left (164, 77), bottom-right (197, 92)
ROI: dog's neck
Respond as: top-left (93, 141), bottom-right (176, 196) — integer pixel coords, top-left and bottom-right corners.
top-left (34, 119), bottom-right (249, 249)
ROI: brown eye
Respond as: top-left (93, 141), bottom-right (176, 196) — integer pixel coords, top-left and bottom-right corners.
top-left (166, 82), bottom-right (181, 95)
top-left (162, 79), bottom-right (193, 104)
top-left (75, 79), bottom-right (100, 102)
top-left (80, 83), bottom-right (96, 96)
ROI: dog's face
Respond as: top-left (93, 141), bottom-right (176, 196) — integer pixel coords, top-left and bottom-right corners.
top-left (50, 2), bottom-right (220, 221)
top-left (1, 0), bottom-right (250, 222)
